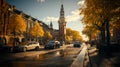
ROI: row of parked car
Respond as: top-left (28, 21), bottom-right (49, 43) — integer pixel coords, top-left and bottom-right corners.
top-left (0, 40), bottom-right (65, 52)
top-left (0, 41), bottom-right (40, 52)
top-left (0, 40), bottom-right (81, 53)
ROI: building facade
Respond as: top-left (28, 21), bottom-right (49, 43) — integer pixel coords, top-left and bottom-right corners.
top-left (0, 0), bottom-right (53, 46)
top-left (0, 0), bottom-right (10, 36)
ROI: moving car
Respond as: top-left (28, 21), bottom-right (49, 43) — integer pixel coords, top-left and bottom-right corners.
top-left (13, 41), bottom-right (40, 52)
top-left (44, 41), bottom-right (60, 49)
top-left (73, 41), bottom-right (81, 47)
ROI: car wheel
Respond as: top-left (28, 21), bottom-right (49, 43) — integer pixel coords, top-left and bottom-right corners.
top-left (35, 46), bottom-right (39, 50)
top-left (58, 46), bottom-right (60, 48)
top-left (44, 46), bottom-right (46, 49)
top-left (52, 46), bottom-right (55, 49)
top-left (23, 47), bottom-right (27, 52)
top-left (9, 47), bottom-right (13, 53)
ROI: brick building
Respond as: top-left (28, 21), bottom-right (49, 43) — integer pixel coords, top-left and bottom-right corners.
top-left (0, 0), bottom-right (53, 46)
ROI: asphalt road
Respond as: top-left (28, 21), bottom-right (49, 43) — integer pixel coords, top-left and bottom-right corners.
top-left (0, 44), bottom-right (82, 67)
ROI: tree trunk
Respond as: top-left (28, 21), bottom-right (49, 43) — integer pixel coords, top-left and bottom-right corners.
top-left (105, 19), bottom-right (110, 55)
top-left (13, 29), bottom-right (16, 46)
top-left (105, 19), bottom-right (110, 46)
top-left (89, 34), bottom-right (91, 42)
top-left (100, 27), bottom-right (105, 45)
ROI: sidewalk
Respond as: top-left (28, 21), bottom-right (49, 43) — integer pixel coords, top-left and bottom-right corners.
top-left (86, 45), bottom-right (120, 67)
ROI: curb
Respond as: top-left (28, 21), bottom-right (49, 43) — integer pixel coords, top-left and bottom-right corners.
top-left (70, 46), bottom-right (87, 67)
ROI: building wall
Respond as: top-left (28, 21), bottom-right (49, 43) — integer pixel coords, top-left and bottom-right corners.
top-left (59, 22), bottom-right (66, 41)
top-left (0, 0), bottom-right (53, 46)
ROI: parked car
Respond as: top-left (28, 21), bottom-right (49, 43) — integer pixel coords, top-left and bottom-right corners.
top-left (0, 44), bottom-right (13, 53)
top-left (59, 41), bottom-right (65, 46)
top-left (73, 41), bottom-right (81, 47)
top-left (44, 41), bottom-right (60, 49)
top-left (13, 41), bottom-right (40, 52)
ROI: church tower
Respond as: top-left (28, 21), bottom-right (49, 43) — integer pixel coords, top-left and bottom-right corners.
top-left (50, 21), bottom-right (53, 29)
top-left (58, 4), bottom-right (67, 41)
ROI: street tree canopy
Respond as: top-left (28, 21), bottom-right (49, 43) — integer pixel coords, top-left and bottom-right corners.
top-left (80, 0), bottom-right (120, 30)
top-left (82, 25), bottom-right (98, 41)
top-left (80, 0), bottom-right (120, 42)
top-left (66, 28), bottom-right (83, 42)
top-left (9, 14), bottom-right (26, 34)
top-left (43, 31), bottom-right (52, 40)
top-left (30, 22), bottom-right (44, 37)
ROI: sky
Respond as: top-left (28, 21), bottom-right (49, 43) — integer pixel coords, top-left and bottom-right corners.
top-left (6, 0), bottom-right (88, 41)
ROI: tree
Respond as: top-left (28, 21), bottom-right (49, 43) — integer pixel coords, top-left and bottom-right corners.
top-left (66, 28), bottom-right (73, 36)
top-left (9, 14), bottom-right (26, 45)
top-left (30, 22), bottom-right (44, 41)
top-left (42, 31), bottom-right (52, 44)
top-left (72, 30), bottom-right (82, 41)
top-left (9, 14), bottom-right (26, 34)
top-left (80, 0), bottom-right (120, 46)
top-left (66, 28), bottom-right (83, 42)
top-left (43, 31), bottom-right (52, 40)
top-left (82, 25), bottom-right (98, 41)
top-left (65, 36), bottom-right (72, 43)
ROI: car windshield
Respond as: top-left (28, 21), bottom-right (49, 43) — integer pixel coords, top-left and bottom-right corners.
top-left (49, 41), bottom-right (54, 44)
top-left (21, 41), bottom-right (36, 45)
top-left (20, 42), bottom-right (29, 45)
top-left (48, 41), bottom-right (54, 44)
top-left (74, 41), bottom-right (80, 44)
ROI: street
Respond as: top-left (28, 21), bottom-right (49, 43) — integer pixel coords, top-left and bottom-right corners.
top-left (0, 44), bottom-right (84, 67)
top-left (0, 0), bottom-right (120, 67)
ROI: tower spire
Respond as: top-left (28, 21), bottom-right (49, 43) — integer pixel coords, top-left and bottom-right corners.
top-left (50, 21), bottom-right (53, 29)
top-left (60, 4), bottom-right (64, 18)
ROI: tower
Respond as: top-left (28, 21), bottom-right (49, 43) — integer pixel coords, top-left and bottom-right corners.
top-left (58, 4), bottom-right (67, 41)
top-left (50, 21), bottom-right (53, 29)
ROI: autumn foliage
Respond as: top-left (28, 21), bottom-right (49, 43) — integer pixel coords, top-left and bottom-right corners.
top-left (42, 31), bottom-right (52, 44)
top-left (9, 14), bottom-right (26, 34)
top-left (30, 22), bottom-right (44, 37)
top-left (66, 28), bottom-right (83, 43)
top-left (43, 31), bottom-right (52, 40)
top-left (80, 0), bottom-right (120, 44)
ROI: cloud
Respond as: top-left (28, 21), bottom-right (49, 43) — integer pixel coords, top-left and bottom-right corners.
top-left (42, 9), bottom-right (81, 23)
top-left (42, 16), bottom-right (59, 22)
top-left (42, 9), bottom-right (82, 23)
top-left (77, 0), bottom-right (84, 6)
top-left (66, 9), bottom-right (81, 22)
top-left (37, 0), bottom-right (45, 3)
